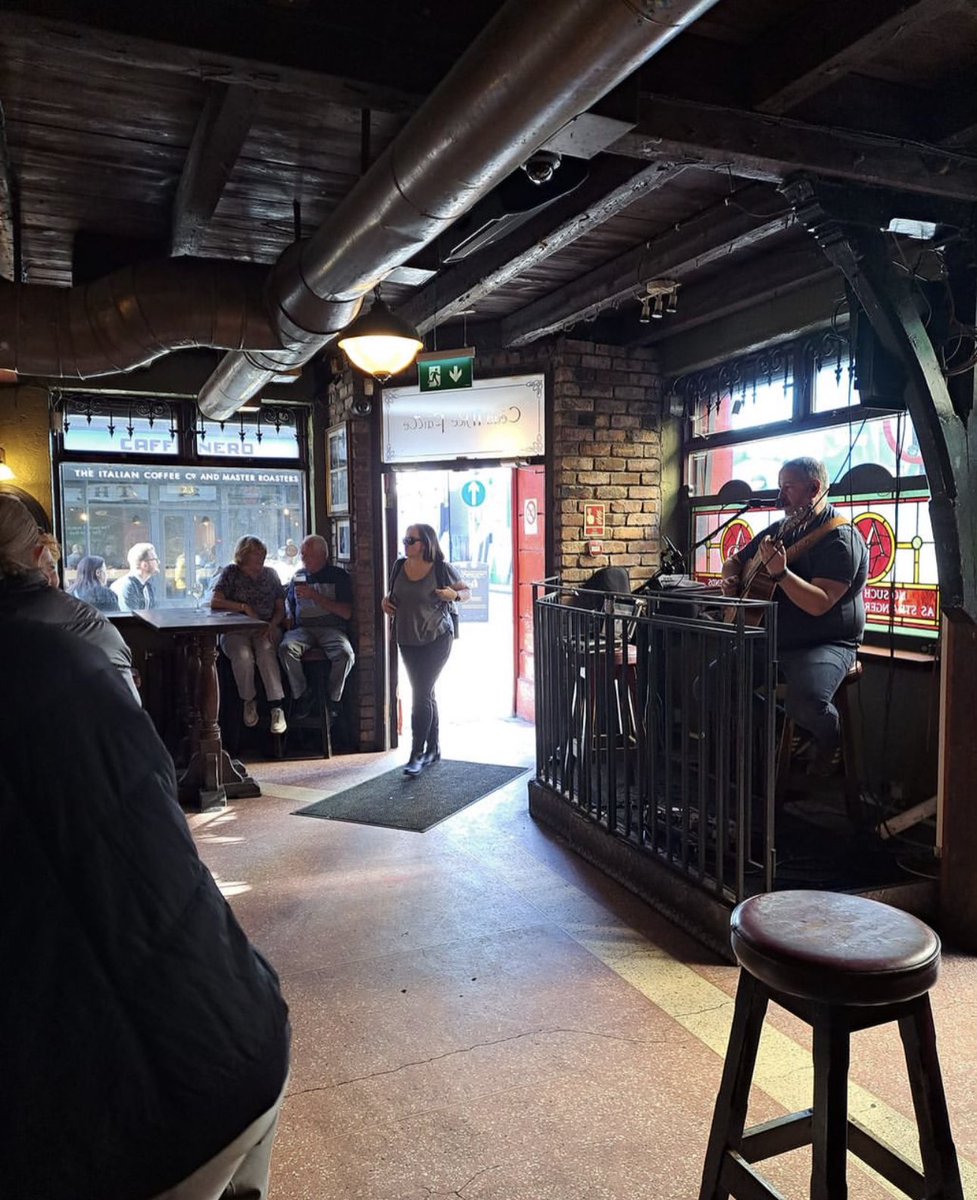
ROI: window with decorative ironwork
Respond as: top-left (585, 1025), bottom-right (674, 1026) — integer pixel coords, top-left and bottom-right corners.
top-left (677, 330), bottom-right (937, 640)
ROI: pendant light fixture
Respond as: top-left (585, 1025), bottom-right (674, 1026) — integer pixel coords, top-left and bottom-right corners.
top-left (338, 292), bottom-right (423, 383)
top-left (0, 447), bottom-right (15, 481)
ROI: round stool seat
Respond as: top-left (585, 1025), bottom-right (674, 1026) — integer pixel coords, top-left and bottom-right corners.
top-left (731, 890), bottom-right (940, 1007)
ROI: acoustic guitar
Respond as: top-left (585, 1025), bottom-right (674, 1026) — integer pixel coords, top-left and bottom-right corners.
top-left (724, 503), bottom-right (818, 625)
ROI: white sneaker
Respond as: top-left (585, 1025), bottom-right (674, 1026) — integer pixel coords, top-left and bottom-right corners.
top-left (270, 706), bottom-right (287, 735)
top-left (243, 699), bottom-right (259, 728)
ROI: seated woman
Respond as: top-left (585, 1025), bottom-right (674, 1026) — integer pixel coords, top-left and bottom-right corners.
top-left (381, 522), bottom-right (470, 776)
top-left (69, 555), bottom-right (121, 613)
top-left (211, 535), bottom-right (288, 734)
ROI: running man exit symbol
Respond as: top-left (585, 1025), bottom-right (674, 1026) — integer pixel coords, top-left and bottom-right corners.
top-left (417, 349), bottom-right (474, 391)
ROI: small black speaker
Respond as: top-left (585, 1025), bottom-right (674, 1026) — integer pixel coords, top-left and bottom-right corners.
top-left (852, 308), bottom-right (907, 412)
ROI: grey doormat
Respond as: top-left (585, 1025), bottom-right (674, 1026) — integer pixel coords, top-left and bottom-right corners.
top-left (293, 759), bottom-right (530, 832)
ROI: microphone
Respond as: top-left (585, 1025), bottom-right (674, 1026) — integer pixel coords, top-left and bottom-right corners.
top-left (747, 497), bottom-right (780, 508)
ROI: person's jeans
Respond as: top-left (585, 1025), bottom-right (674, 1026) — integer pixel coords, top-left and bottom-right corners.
top-left (399, 633), bottom-right (453, 755)
top-left (778, 643), bottom-right (856, 750)
top-left (279, 626), bottom-right (355, 702)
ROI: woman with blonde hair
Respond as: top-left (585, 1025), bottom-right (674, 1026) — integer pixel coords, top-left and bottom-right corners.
top-left (211, 535), bottom-right (288, 734)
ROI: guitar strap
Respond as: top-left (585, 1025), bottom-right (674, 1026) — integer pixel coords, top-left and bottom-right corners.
top-left (784, 515), bottom-right (846, 564)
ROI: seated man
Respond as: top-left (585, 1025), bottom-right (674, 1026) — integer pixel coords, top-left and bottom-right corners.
top-left (112, 541), bottom-right (161, 610)
top-left (279, 534), bottom-right (355, 717)
top-left (719, 456), bottom-right (868, 775)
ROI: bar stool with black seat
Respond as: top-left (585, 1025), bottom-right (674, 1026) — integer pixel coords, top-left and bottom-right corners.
top-left (285, 648), bottom-right (332, 758)
top-left (699, 889), bottom-right (962, 1200)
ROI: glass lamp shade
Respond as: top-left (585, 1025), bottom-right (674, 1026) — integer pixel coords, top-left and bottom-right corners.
top-left (0, 449), bottom-right (14, 481)
top-left (338, 298), bottom-right (423, 382)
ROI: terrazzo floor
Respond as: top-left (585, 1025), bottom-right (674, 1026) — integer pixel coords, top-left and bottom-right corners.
top-left (188, 717), bottom-right (977, 1200)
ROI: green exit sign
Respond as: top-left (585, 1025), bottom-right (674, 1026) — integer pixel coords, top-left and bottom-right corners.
top-left (417, 348), bottom-right (474, 392)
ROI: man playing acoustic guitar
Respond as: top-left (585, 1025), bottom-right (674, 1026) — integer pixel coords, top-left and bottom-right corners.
top-left (719, 457), bottom-right (869, 776)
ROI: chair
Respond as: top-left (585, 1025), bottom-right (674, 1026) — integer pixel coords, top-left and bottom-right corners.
top-left (699, 890), bottom-right (962, 1200)
top-left (776, 660), bottom-right (863, 815)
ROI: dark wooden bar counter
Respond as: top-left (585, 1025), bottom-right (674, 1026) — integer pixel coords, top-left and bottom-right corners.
top-left (131, 608), bottom-right (268, 811)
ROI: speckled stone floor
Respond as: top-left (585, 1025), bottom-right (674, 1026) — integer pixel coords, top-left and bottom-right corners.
top-left (188, 718), bottom-right (977, 1200)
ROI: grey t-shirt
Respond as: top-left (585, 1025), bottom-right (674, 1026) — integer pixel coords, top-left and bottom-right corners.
top-left (390, 558), bottom-right (463, 647)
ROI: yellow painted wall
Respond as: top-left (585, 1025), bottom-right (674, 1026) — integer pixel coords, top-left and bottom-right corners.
top-left (0, 386), bottom-right (54, 521)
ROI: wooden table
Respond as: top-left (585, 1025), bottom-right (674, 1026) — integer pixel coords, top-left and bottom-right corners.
top-left (132, 608), bottom-right (268, 811)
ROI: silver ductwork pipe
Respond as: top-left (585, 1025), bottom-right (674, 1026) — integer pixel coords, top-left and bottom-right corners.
top-left (0, 258), bottom-right (279, 379)
top-left (198, 0), bottom-right (721, 418)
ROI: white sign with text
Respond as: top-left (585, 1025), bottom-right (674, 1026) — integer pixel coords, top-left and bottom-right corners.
top-left (382, 374), bottom-right (545, 463)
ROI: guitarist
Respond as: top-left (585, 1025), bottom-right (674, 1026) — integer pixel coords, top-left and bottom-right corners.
top-left (719, 457), bottom-right (869, 776)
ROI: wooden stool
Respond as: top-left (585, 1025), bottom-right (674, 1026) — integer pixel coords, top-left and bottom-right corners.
top-left (776, 661), bottom-right (863, 815)
top-left (285, 649), bottom-right (332, 758)
top-left (699, 890), bottom-right (962, 1200)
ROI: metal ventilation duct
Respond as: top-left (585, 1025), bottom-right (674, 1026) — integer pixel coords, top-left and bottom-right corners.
top-left (0, 259), bottom-right (277, 379)
top-left (197, 0), bottom-right (721, 419)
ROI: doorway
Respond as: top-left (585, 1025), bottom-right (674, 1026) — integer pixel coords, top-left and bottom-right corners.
top-left (392, 466), bottom-right (515, 738)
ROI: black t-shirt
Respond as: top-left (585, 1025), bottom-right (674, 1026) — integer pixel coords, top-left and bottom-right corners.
top-left (737, 505), bottom-right (869, 651)
top-left (286, 562), bottom-right (353, 629)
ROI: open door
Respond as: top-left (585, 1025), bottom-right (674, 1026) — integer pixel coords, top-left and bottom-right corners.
top-left (514, 465), bottom-right (545, 722)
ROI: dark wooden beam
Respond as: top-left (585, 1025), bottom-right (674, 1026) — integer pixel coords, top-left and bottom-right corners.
top-left (397, 160), bottom-right (687, 333)
top-left (0, 12), bottom-right (421, 114)
top-left (634, 240), bottom-right (838, 346)
top-left (499, 184), bottom-right (792, 347)
top-left (611, 95), bottom-right (977, 201)
top-left (751, 0), bottom-right (968, 116)
top-left (0, 109), bottom-right (18, 282)
top-left (171, 83), bottom-right (257, 257)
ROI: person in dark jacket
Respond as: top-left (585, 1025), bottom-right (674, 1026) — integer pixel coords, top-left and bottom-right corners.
top-left (70, 553), bottom-right (122, 612)
top-left (0, 620), bottom-right (291, 1200)
top-left (0, 495), bottom-right (139, 702)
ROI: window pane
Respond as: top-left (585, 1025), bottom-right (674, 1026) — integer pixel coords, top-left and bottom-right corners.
top-left (63, 412), bottom-right (178, 456)
top-left (198, 416), bottom-right (301, 460)
top-left (691, 376), bottom-right (793, 437)
top-left (688, 412), bottom-right (925, 497)
top-left (60, 462), bottom-right (306, 603)
top-left (813, 360), bottom-right (856, 413)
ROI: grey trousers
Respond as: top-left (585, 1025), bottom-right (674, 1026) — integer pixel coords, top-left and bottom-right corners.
top-left (148, 1079), bottom-right (286, 1200)
top-left (778, 642), bottom-right (856, 750)
top-left (279, 625), bottom-right (355, 701)
top-left (219, 628), bottom-right (285, 704)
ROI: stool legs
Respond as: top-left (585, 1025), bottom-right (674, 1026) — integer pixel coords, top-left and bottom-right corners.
top-left (699, 971), bottom-right (769, 1200)
top-left (899, 999), bottom-right (964, 1200)
top-left (810, 1008), bottom-right (850, 1200)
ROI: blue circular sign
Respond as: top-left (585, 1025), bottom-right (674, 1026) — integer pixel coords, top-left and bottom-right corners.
top-left (461, 479), bottom-right (486, 507)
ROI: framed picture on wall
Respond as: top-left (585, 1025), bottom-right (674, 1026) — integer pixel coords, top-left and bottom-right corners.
top-left (333, 516), bottom-right (351, 562)
top-left (326, 422), bottom-right (350, 514)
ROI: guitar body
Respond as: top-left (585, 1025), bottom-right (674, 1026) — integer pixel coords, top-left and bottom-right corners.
top-left (724, 504), bottom-right (817, 625)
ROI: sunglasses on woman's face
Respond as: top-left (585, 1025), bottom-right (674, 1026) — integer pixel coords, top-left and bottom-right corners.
top-left (403, 536), bottom-right (422, 546)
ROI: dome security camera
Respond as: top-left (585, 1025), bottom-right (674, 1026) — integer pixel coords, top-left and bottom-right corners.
top-left (521, 149), bottom-right (562, 186)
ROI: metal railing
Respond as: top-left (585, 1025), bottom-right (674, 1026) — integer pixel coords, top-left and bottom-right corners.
top-left (533, 577), bottom-right (778, 902)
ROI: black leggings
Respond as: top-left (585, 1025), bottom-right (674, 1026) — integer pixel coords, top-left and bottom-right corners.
top-left (400, 632), bottom-right (453, 754)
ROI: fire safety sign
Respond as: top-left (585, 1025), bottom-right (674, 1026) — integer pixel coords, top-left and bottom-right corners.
top-left (584, 503), bottom-right (605, 537)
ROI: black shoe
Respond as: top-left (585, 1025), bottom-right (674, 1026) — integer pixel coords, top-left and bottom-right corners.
top-left (291, 693), bottom-right (314, 720)
top-left (420, 746), bottom-right (441, 767)
top-left (404, 753), bottom-right (426, 777)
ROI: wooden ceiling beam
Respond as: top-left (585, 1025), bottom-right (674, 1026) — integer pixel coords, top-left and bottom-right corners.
top-left (397, 159), bottom-right (687, 333)
top-left (499, 184), bottom-right (792, 347)
top-left (752, 0), bottom-right (968, 115)
top-left (611, 95), bottom-right (977, 201)
top-left (0, 12), bottom-right (420, 115)
top-left (171, 83), bottom-right (257, 257)
top-left (0, 113), bottom-right (18, 282)
top-left (633, 241), bottom-right (838, 346)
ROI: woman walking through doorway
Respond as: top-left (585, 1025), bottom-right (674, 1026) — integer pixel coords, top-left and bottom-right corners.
top-left (382, 523), bottom-right (470, 776)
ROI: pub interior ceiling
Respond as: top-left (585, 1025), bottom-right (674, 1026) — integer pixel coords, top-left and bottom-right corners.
top-left (1, 0), bottom-right (976, 392)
